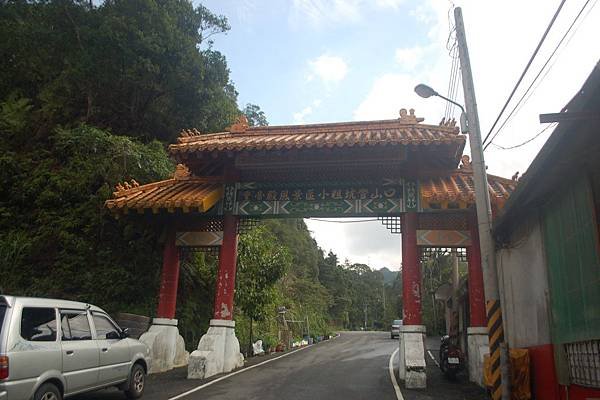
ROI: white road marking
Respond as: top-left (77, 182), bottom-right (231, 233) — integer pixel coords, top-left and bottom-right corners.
top-left (388, 348), bottom-right (405, 400)
top-left (427, 350), bottom-right (440, 367)
top-left (168, 343), bottom-right (314, 400)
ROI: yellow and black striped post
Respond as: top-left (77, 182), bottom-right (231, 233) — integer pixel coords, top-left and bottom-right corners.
top-left (486, 299), bottom-right (505, 400)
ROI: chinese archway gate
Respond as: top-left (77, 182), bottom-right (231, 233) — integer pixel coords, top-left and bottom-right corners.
top-left (106, 108), bottom-right (515, 387)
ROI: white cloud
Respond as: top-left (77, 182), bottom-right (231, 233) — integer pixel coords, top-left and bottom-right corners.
top-left (395, 46), bottom-right (426, 71)
top-left (293, 98), bottom-right (324, 123)
top-left (304, 218), bottom-right (402, 270)
top-left (375, 0), bottom-right (406, 10)
top-left (290, 0), bottom-right (361, 27)
top-left (308, 54), bottom-right (348, 84)
top-left (293, 106), bottom-right (313, 124)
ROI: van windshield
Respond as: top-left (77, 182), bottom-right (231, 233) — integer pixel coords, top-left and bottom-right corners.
top-left (0, 305), bottom-right (6, 334)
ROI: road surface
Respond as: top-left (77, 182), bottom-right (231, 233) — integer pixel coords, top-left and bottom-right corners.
top-left (75, 331), bottom-right (487, 400)
top-left (179, 331), bottom-right (398, 400)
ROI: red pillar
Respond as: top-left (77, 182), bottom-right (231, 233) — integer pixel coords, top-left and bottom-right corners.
top-left (157, 231), bottom-right (180, 319)
top-left (401, 212), bottom-right (422, 325)
top-left (213, 214), bottom-right (239, 320)
top-left (467, 212), bottom-right (487, 327)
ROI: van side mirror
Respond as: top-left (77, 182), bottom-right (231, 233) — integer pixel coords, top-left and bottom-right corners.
top-left (106, 330), bottom-right (121, 340)
top-left (120, 328), bottom-right (130, 339)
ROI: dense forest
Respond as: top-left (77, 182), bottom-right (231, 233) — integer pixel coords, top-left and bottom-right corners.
top-left (0, 0), bottom-right (422, 353)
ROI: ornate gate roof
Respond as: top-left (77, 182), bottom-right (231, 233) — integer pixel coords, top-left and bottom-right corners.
top-left (105, 109), bottom-right (517, 216)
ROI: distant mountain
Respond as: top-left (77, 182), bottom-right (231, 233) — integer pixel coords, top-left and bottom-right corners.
top-left (379, 267), bottom-right (398, 286)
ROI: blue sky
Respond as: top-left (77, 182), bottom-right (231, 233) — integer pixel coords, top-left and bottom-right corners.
top-left (198, 0), bottom-right (600, 270)
top-left (202, 0), bottom-right (433, 125)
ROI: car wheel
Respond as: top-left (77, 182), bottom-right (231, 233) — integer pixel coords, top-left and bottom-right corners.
top-left (34, 383), bottom-right (62, 400)
top-left (125, 363), bottom-right (145, 399)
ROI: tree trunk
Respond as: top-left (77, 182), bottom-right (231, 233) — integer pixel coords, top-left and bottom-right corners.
top-left (248, 317), bottom-right (253, 356)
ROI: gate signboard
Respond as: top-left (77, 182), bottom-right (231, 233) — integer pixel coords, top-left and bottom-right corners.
top-left (224, 179), bottom-right (415, 217)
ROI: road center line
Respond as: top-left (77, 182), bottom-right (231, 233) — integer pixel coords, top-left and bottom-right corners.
top-left (168, 343), bottom-right (314, 400)
top-left (388, 348), bottom-right (405, 400)
top-left (427, 350), bottom-right (440, 367)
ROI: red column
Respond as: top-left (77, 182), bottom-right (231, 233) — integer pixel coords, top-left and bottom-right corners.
top-left (213, 215), bottom-right (239, 320)
top-left (157, 231), bottom-right (180, 319)
top-left (467, 211), bottom-right (487, 327)
top-left (401, 212), bottom-right (422, 325)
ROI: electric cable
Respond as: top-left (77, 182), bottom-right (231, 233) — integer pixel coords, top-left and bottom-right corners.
top-left (482, 0), bottom-right (567, 147)
top-left (307, 218), bottom-right (379, 223)
top-left (484, 0), bottom-right (595, 151)
top-left (489, 123), bottom-right (557, 150)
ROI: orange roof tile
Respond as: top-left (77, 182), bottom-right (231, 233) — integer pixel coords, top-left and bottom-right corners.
top-left (420, 172), bottom-right (516, 209)
top-left (105, 165), bottom-right (223, 214)
top-left (170, 110), bottom-right (465, 157)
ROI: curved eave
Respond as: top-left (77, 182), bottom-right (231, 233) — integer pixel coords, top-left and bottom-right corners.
top-left (105, 178), bottom-right (223, 215)
top-left (420, 172), bottom-right (517, 210)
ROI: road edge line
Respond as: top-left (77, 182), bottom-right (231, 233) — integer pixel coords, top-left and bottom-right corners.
top-left (388, 348), bottom-right (405, 400)
top-left (168, 342), bottom-right (316, 400)
top-left (427, 349), bottom-right (440, 367)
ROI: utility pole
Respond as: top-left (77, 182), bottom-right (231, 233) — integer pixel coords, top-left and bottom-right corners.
top-left (454, 7), bottom-right (510, 400)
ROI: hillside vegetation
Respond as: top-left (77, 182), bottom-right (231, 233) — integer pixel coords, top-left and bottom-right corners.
top-left (0, 0), bottom-right (405, 353)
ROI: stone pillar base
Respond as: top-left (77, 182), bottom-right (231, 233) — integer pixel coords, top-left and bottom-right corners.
top-left (139, 318), bottom-right (189, 374)
top-left (398, 325), bottom-right (427, 389)
top-left (467, 327), bottom-right (489, 387)
top-left (188, 319), bottom-right (244, 379)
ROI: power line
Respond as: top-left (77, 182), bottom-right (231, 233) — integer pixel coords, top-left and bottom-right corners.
top-left (490, 123), bottom-right (557, 150)
top-left (484, 0), bottom-right (596, 151)
top-left (307, 218), bottom-right (379, 223)
top-left (482, 0), bottom-right (567, 147)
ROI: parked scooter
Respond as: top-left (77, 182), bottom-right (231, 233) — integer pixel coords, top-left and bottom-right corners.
top-left (439, 335), bottom-right (464, 379)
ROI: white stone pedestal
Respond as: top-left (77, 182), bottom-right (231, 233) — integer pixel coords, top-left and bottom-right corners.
top-left (467, 326), bottom-right (489, 387)
top-left (398, 325), bottom-right (427, 389)
top-left (187, 319), bottom-right (244, 379)
top-left (139, 318), bottom-right (189, 374)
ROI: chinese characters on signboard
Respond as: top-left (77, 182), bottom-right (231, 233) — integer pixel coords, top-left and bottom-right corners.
top-left (236, 186), bottom-right (402, 202)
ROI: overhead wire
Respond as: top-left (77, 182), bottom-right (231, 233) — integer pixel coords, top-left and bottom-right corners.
top-left (484, 0), bottom-right (596, 151)
top-left (307, 218), bottom-right (379, 223)
top-left (482, 0), bottom-right (567, 147)
top-left (490, 123), bottom-right (557, 150)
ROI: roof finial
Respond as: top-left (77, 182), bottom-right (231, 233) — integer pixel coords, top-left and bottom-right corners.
top-left (459, 155), bottom-right (472, 171)
top-left (229, 115), bottom-right (249, 133)
top-left (399, 108), bottom-right (424, 124)
top-left (173, 164), bottom-right (191, 180)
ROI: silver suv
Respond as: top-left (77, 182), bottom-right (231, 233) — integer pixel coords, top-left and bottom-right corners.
top-left (0, 296), bottom-right (151, 400)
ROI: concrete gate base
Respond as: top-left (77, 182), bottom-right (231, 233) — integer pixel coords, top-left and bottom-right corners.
top-left (187, 319), bottom-right (244, 379)
top-left (467, 327), bottom-right (489, 387)
top-left (139, 318), bottom-right (189, 374)
top-left (398, 325), bottom-right (427, 389)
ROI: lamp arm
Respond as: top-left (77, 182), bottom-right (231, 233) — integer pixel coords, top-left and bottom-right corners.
top-left (434, 93), bottom-right (466, 115)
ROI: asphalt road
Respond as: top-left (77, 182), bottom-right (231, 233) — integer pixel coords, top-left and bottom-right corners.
top-left (74, 331), bottom-right (487, 400)
top-left (179, 331), bottom-right (399, 400)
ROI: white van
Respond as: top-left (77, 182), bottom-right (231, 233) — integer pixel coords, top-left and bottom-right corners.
top-left (0, 296), bottom-right (151, 400)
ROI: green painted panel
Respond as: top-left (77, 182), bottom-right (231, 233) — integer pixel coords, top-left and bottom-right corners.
top-left (542, 176), bottom-right (600, 344)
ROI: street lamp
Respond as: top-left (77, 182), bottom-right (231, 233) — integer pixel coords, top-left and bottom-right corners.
top-left (414, 84), bottom-right (468, 133)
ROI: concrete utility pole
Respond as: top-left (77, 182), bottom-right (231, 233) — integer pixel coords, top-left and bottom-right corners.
top-left (454, 7), bottom-right (510, 400)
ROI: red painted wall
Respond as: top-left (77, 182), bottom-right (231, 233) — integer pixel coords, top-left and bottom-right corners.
top-left (528, 343), bottom-right (600, 400)
top-left (528, 344), bottom-right (560, 400)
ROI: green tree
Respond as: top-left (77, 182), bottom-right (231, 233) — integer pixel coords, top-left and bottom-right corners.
top-left (236, 225), bottom-right (291, 353)
top-left (0, 0), bottom-right (239, 142)
top-left (243, 103), bottom-right (268, 127)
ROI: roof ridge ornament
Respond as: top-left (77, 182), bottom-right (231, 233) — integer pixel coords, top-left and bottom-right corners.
top-left (459, 155), bottom-right (473, 171)
top-left (115, 179), bottom-right (140, 194)
top-left (173, 164), bottom-right (191, 180)
top-left (438, 117), bottom-right (457, 128)
top-left (178, 128), bottom-right (202, 143)
top-left (398, 108), bottom-right (424, 124)
top-left (228, 115), bottom-right (249, 133)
